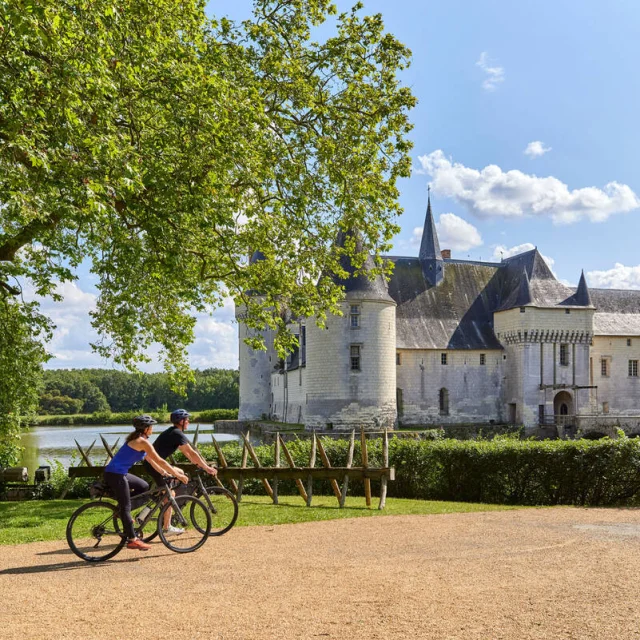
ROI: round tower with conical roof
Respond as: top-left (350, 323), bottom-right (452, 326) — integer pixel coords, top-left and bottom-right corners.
top-left (236, 251), bottom-right (277, 421)
top-left (304, 231), bottom-right (397, 431)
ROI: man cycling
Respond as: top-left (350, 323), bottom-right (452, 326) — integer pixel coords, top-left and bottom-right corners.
top-left (142, 408), bottom-right (217, 534)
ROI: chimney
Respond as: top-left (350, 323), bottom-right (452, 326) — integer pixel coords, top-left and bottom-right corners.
top-left (441, 249), bottom-right (451, 260)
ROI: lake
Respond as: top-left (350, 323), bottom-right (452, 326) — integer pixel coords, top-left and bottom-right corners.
top-left (19, 424), bottom-right (242, 479)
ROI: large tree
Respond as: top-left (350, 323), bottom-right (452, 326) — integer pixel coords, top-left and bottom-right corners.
top-left (0, 0), bottom-right (415, 463)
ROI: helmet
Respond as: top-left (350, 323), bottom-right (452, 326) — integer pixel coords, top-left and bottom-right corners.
top-left (170, 408), bottom-right (191, 424)
top-left (133, 414), bottom-right (158, 430)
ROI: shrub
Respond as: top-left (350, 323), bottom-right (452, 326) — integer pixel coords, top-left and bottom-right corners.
top-left (197, 435), bottom-right (640, 506)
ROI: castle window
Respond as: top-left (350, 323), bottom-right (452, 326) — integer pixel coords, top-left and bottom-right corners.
top-left (565, 309), bottom-right (571, 314)
top-left (603, 402), bottom-right (609, 414)
top-left (439, 388), bottom-right (449, 415)
top-left (396, 352), bottom-right (402, 366)
top-left (520, 307), bottom-right (526, 313)
top-left (350, 345), bottom-right (361, 371)
top-left (350, 305), bottom-right (360, 328)
top-left (441, 353), bottom-right (447, 365)
top-left (559, 344), bottom-right (569, 367)
top-left (628, 338), bottom-right (632, 347)
top-left (601, 358), bottom-right (610, 377)
top-left (629, 360), bottom-right (638, 377)
top-left (538, 405), bottom-right (545, 423)
top-left (480, 353), bottom-right (486, 366)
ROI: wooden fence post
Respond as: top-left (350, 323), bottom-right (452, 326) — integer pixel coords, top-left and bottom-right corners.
top-left (273, 433), bottom-right (280, 505)
top-left (236, 435), bottom-right (249, 502)
top-left (379, 429), bottom-right (389, 510)
top-left (211, 435), bottom-right (238, 494)
top-left (361, 428), bottom-right (371, 507)
top-left (279, 435), bottom-right (308, 503)
top-left (306, 432), bottom-right (317, 507)
top-left (316, 436), bottom-right (342, 504)
top-left (60, 439), bottom-right (96, 499)
top-left (339, 430), bottom-right (355, 508)
top-left (241, 431), bottom-right (274, 500)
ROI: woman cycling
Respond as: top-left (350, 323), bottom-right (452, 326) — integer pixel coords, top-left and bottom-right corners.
top-left (104, 414), bottom-right (188, 551)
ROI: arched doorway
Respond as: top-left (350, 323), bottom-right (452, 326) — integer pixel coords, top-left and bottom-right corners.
top-left (554, 391), bottom-right (573, 426)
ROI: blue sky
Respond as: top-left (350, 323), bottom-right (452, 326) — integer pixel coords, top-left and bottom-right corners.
top-left (42, 0), bottom-right (640, 370)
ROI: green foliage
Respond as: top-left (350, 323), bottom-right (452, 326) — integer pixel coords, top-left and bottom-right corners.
top-left (38, 394), bottom-right (84, 415)
top-left (38, 368), bottom-right (239, 415)
top-left (0, 299), bottom-right (51, 466)
top-left (198, 435), bottom-right (640, 507)
top-left (192, 408), bottom-right (239, 422)
top-left (0, 0), bottom-right (415, 376)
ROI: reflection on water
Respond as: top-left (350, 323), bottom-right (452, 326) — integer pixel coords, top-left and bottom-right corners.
top-left (19, 424), bottom-right (241, 479)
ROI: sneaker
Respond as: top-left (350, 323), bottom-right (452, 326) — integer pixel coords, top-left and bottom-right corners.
top-left (163, 525), bottom-right (185, 536)
top-left (127, 538), bottom-right (151, 551)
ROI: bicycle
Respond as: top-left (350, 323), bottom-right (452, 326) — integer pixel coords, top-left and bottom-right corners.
top-left (66, 476), bottom-right (211, 562)
top-left (138, 468), bottom-right (238, 542)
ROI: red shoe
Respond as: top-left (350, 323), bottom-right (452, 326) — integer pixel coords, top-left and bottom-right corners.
top-left (127, 538), bottom-right (151, 551)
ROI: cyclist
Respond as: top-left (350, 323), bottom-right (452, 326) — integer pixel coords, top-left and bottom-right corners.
top-left (104, 414), bottom-right (188, 551)
top-left (142, 408), bottom-right (217, 534)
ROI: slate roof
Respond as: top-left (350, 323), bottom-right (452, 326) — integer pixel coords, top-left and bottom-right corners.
top-left (387, 258), bottom-right (503, 349)
top-left (331, 230), bottom-right (394, 303)
top-left (591, 288), bottom-right (640, 335)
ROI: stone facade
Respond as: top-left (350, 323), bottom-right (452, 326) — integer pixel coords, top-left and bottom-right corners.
top-left (237, 197), bottom-right (640, 433)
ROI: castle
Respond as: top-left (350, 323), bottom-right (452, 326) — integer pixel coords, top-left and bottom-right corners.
top-left (236, 195), bottom-right (640, 434)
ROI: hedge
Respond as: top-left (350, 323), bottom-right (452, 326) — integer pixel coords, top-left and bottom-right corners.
top-left (191, 435), bottom-right (640, 507)
top-left (22, 434), bottom-right (640, 506)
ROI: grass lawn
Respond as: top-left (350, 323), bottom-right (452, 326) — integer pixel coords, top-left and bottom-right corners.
top-left (0, 496), bottom-right (523, 546)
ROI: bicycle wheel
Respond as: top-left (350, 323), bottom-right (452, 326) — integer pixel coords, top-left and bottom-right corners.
top-left (133, 502), bottom-right (160, 543)
top-left (66, 501), bottom-right (126, 562)
top-left (194, 486), bottom-right (238, 536)
top-left (157, 495), bottom-right (211, 553)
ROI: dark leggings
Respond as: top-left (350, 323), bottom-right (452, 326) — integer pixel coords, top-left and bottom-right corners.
top-left (104, 472), bottom-right (149, 540)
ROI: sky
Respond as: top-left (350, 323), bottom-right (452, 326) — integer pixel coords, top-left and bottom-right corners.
top-left (41, 0), bottom-right (640, 371)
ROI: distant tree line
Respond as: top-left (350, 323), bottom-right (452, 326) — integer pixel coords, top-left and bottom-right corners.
top-left (39, 368), bottom-right (238, 415)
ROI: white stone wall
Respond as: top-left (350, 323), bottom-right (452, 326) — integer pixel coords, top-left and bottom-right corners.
top-left (236, 303), bottom-right (276, 421)
top-left (396, 349), bottom-right (504, 425)
top-left (304, 299), bottom-right (397, 430)
top-left (590, 335), bottom-right (640, 415)
top-left (270, 366), bottom-right (307, 424)
top-left (495, 307), bottom-right (594, 427)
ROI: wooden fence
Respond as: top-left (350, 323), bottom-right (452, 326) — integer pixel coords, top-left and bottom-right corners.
top-left (68, 428), bottom-right (395, 509)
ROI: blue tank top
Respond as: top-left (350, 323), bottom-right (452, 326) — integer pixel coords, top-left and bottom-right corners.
top-left (105, 442), bottom-right (147, 475)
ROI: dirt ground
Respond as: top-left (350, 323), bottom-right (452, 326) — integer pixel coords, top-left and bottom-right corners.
top-left (1, 507), bottom-right (640, 639)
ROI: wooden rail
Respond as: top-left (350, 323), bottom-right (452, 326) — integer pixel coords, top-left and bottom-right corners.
top-left (67, 428), bottom-right (395, 509)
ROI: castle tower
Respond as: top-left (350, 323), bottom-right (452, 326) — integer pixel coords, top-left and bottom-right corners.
top-left (236, 251), bottom-right (277, 421)
top-left (419, 191), bottom-right (445, 287)
top-left (304, 230), bottom-right (397, 431)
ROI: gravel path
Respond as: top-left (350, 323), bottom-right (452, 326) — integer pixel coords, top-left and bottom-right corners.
top-left (2, 507), bottom-right (640, 639)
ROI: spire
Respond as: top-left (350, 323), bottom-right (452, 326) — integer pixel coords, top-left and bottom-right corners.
top-left (514, 268), bottom-right (533, 306)
top-left (419, 187), bottom-right (441, 261)
top-left (574, 270), bottom-right (593, 306)
top-left (419, 187), bottom-right (444, 287)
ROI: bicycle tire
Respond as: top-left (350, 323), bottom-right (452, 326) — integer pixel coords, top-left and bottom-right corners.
top-left (66, 501), bottom-right (126, 562)
top-left (193, 485), bottom-right (238, 536)
top-left (157, 495), bottom-right (211, 553)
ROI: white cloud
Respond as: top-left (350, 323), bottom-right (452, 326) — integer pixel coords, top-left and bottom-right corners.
top-left (492, 243), bottom-right (556, 273)
top-left (524, 141), bottom-right (552, 158)
top-left (587, 263), bottom-right (640, 290)
top-left (412, 213), bottom-right (483, 253)
top-left (476, 52), bottom-right (505, 91)
top-left (417, 150), bottom-right (640, 225)
top-left (29, 282), bottom-right (240, 370)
